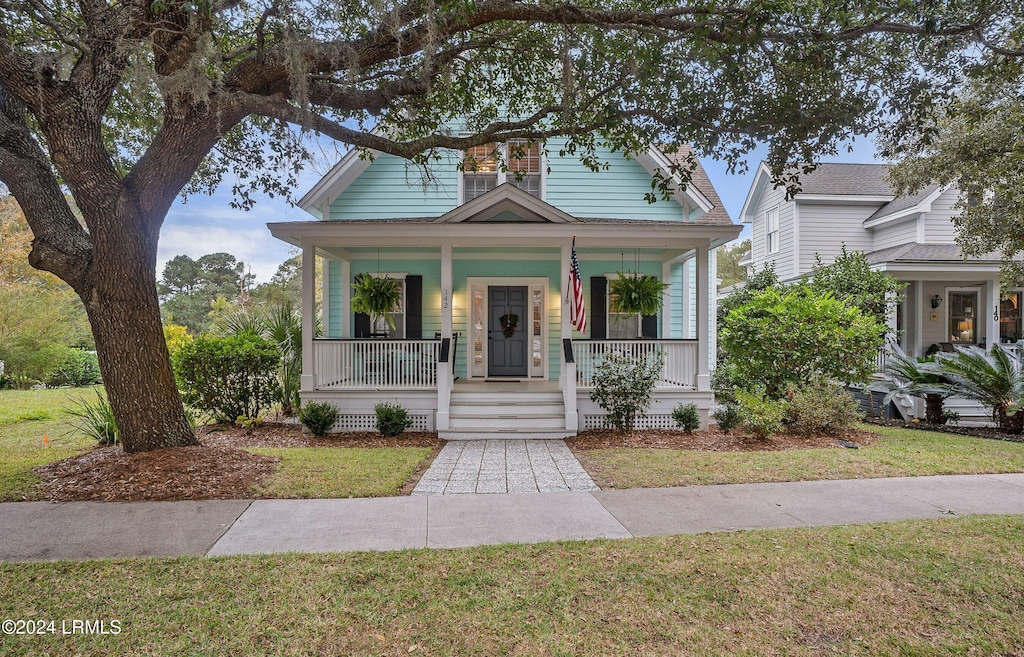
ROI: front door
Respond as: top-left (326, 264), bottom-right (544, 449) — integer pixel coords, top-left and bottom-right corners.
top-left (488, 286), bottom-right (529, 377)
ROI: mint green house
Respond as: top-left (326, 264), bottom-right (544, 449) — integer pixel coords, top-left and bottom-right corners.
top-left (269, 141), bottom-right (740, 438)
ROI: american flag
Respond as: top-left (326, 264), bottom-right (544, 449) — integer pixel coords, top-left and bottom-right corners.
top-left (567, 236), bottom-right (586, 333)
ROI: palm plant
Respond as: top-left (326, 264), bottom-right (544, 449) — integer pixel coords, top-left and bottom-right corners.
top-left (925, 345), bottom-right (1024, 433)
top-left (264, 302), bottom-right (302, 415)
top-left (871, 352), bottom-right (951, 424)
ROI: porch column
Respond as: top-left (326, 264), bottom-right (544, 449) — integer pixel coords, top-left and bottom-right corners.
top-left (696, 244), bottom-right (710, 391)
top-left (913, 280), bottom-right (924, 358)
top-left (560, 240), bottom-right (571, 339)
top-left (988, 277), bottom-right (1001, 349)
top-left (441, 244), bottom-right (453, 338)
top-left (437, 244), bottom-right (453, 431)
top-left (321, 256), bottom-right (331, 338)
top-left (682, 257), bottom-right (693, 338)
top-left (300, 239), bottom-right (316, 393)
top-left (560, 239), bottom-right (578, 431)
top-left (340, 258), bottom-right (351, 337)
top-left (661, 260), bottom-right (672, 338)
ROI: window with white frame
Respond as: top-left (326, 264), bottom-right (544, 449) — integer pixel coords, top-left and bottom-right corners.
top-left (765, 207), bottom-right (779, 254)
top-left (607, 291), bottom-right (640, 339)
top-left (370, 274), bottom-right (406, 339)
top-left (462, 141), bottom-right (542, 202)
top-left (948, 290), bottom-right (977, 344)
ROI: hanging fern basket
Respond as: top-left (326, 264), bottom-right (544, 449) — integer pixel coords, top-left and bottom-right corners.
top-left (351, 274), bottom-right (402, 330)
top-left (609, 272), bottom-right (669, 317)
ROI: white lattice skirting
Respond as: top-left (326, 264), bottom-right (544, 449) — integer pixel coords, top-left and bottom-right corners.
top-left (331, 414), bottom-right (433, 432)
top-left (581, 414), bottom-right (680, 430)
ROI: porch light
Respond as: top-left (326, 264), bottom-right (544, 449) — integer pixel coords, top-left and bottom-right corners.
top-left (930, 294), bottom-right (942, 309)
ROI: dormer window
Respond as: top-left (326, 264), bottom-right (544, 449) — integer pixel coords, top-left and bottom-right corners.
top-left (461, 140), bottom-right (542, 202)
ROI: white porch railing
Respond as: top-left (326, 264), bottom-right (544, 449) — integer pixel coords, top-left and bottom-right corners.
top-left (314, 339), bottom-right (441, 389)
top-left (573, 339), bottom-right (698, 388)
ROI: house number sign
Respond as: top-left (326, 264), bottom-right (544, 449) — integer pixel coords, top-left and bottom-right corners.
top-left (443, 288), bottom-right (450, 310)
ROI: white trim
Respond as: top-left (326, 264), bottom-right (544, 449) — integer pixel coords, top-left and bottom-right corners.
top-left (738, 162), bottom-right (772, 224)
top-left (435, 182), bottom-right (577, 224)
top-left (795, 194), bottom-right (895, 204)
top-left (862, 186), bottom-right (947, 228)
top-left (636, 149), bottom-right (714, 216)
top-left (465, 277), bottom-right (549, 380)
top-left (298, 148), bottom-right (377, 214)
top-left (791, 201), bottom-right (800, 279)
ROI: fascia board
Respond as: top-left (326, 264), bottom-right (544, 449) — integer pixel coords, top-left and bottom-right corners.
top-left (737, 162), bottom-right (772, 224)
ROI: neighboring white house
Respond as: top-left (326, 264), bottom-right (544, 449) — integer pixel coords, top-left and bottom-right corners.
top-left (269, 142), bottom-right (740, 438)
top-left (740, 162), bottom-right (1018, 359)
top-left (739, 161), bottom-right (1023, 422)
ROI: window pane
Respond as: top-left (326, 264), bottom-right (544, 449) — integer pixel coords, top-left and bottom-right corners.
top-left (508, 141), bottom-right (540, 173)
top-left (1000, 293), bottom-right (1021, 343)
top-left (949, 291), bottom-right (977, 343)
top-left (464, 144), bottom-right (498, 172)
top-left (371, 279), bottom-right (404, 338)
top-left (608, 292), bottom-right (639, 339)
top-left (464, 173), bottom-right (497, 201)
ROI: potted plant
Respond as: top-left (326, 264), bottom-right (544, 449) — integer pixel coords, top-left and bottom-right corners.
top-left (609, 272), bottom-right (669, 317)
top-left (351, 274), bottom-right (402, 333)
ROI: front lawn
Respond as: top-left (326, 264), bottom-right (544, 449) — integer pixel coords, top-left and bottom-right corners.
top-left (0, 388), bottom-right (96, 501)
top-left (577, 424), bottom-right (1024, 489)
top-left (2, 514), bottom-right (1023, 655)
top-left (247, 447), bottom-right (433, 498)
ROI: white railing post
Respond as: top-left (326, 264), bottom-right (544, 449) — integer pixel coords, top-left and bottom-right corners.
top-left (573, 340), bottom-right (698, 389)
top-left (313, 339), bottom-right (441, 390)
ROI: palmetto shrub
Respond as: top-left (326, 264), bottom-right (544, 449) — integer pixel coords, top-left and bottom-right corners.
top-left (926, 345), bottom-right (1024, 433)
top-left (872, 352), bottom-right (951, 424)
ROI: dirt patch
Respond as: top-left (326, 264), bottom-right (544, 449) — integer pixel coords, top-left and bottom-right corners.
top-left (198, 423), bottom-right (442, 449)
top-left (567, 427), bottom-right (878, 451)
top-left (36, 445), bottom-right (279, 502)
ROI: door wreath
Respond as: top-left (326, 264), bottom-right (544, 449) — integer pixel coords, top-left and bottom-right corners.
top-left (499, 313), bottom-right (519, 338)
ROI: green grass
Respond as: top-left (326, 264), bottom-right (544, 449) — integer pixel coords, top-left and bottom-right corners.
top-left (247, 447), bottom-right (432, 498)
top-left (0, 388), bottom-right (97, 501)
top-left (1, 514), bottom-right (1023, 655)
top-left (579, 424), bottom-right (1024, 489)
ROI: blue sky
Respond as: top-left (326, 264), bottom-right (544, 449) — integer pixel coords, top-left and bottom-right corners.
top-left (157, 136), bottom-right (884, 284)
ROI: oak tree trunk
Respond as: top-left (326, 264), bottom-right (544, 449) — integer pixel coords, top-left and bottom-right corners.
top-left (81, 203), bottom-right (197, 453)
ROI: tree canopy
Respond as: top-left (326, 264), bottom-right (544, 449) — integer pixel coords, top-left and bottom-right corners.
top-left (885, 59), bottom-right (1024, 288)
top-left (0, 0), bottom-right (1017, 451)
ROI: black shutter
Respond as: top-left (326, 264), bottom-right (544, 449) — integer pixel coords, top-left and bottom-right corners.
top-left (641, 314), bottom-right (658, 338)
top-left (354, 312), bottom-right (371, 338)
top-left (405, 275), bottom-right (422, 339)
top-left (590, 276), bottom-right (607, 339)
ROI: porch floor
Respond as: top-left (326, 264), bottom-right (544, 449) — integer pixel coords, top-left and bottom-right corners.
top-left (411, 440), bottom-right (597, 495)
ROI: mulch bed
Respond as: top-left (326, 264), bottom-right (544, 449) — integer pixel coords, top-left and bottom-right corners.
top-left (567, 427), bottom-right (878, 451)
top-left (34, 424), bottom-right (443, 503)
top-left (863, 417), bottom-right (1024, 443)
top-left (36, 446), bottom-right (279, 502)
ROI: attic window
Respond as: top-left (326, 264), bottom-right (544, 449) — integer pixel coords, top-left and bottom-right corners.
top-left (461, 141), bottom-right (543, 202)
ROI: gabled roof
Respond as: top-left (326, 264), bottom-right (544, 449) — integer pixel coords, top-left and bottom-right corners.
top-left (433, 183), bottom-right (577, 223)
top-left (795, 163), bottom-right (893, 196)
top-left (298, 141), bottom-right (731, 224)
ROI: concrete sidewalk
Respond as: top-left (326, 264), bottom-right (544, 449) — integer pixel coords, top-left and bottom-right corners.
top-left (2, 473), bottom-right (1024, 562)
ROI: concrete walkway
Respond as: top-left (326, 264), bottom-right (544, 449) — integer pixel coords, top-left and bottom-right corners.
top-left (411, 440), bottom-right (598, 495)
top-left (3, 473), bottom-right (1024, 562)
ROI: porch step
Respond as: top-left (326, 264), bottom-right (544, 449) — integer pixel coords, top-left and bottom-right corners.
top-left (442, 388), bottom-right (572, 439)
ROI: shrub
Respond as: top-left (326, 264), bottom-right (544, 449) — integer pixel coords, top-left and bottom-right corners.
top-left (65, 389), bottom-right (118, 445)
top-left (173, 333), bottom-right (280, 422)
top-left (672, 403), bottom-right (701, 433)
top-left (786, 380), bottom-right (861, 435)
top-left (300, 402), bottom-right (339, 436)
top-left (926, 345), bottom-right (1024, 433)
top-left (590, 351), bottom-right (662, 431)
top-left (719, 286), bottom-right (884, 398)
top-left (712, 403), bottom-right (742, 433)
top-left (375, 402), bottom-right (414, 437)
top-left (46, 348), bottom-right (101, 388)
top-left (735, 387), bottom-right (786, 439)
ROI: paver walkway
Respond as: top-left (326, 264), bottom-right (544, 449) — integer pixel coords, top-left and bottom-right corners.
top-left (411, 439), bottom-right (597, 495)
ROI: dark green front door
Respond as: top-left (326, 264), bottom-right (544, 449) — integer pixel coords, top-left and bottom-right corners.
top-left (488, 286), bottom-right (528, 377)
